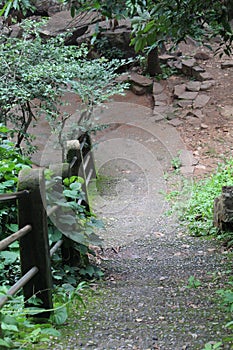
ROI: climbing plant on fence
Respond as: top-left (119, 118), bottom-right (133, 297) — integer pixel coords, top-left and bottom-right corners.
top-left (0, 19), bottom-right (127, 155)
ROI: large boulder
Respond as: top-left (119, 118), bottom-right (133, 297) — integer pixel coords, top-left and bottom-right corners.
top-left (38, 10), bottom-right (100, 44)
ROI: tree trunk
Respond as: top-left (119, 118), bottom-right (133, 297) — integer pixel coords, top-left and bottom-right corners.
top-left (147, 47), bottom-right (162, 76)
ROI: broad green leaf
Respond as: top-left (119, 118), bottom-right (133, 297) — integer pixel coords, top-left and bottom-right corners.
top-left (1, 323), bottom-right (18, 332)
top-left (41, 327), bottom-right (61, 337)
top-left (0, 339), bottom-right (11, 348)
top-left (1, 251), bottom-right (18, 264)
top-left (53, 306), bottom-right (68, 325)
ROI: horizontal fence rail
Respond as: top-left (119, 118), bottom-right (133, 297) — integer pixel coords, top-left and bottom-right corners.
top-left (0, 225), bottom-right (32, 251)
top-left (0, 134), bottom-right (95, 316)
top-left (0, 190), bottom-right (29, 202)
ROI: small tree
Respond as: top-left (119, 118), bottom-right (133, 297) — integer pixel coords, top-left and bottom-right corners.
top-left (0, 19), bottom-right (127, 156)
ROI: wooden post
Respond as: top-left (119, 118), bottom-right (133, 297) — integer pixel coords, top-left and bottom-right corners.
top-left (18, 168), bottom-right (53, 318)
top-left (48, 162), bottom-right (77, 265)
top-left (66, 139), bottom-right (90, 210)
top-left (82, 133), bottom-right (97, 182)
top-left (63, 140), bottom-right (90, 266)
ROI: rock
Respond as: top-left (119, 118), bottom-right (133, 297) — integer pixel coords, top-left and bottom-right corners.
top-left (177, 100), bottom-right (193, 108)
top-left (220, 105), bottom-right (233, 118)
top-left (194, 52), bottom-right (210, 60)
top-left (153, 107), bottom-right (166, 121)
top-left (154, 93), bottom-right (168, 102)
top-left (153, 106), bottom-right (174, 121)
top-left (181, 58), bottom-right (196, 76)
top-left (9, 23), bottom-right (23, 38)
top-left (214, 186), bottom-right (233, 231)
top-left (115, 73), bottom-right (130, 83)
top-left (195, 164), bottom-right (206, 170)
top-left (186, 116), bottom-right (201, 125)
top-left (153, 82), bottom-right (164, 95)
top-left (192, 65), bottom-right (205, 72)
top-left (178, 91), bottom-right (199, 100)
top-left (1, 25), bottom-right (11, 37)
top-left (154, 101), bottom-right (167, 106)
top-left (191, 65), bottom-right (206, 80)
top-left (192, 157), bottom-right (199, 166)
top-left (179, 149), bottom-right (195, 165)
top-left (39, 10), bottom-right (93, 42)
top-left (186, 81), bottom-right (201, 92)
top-left (193, 94), bottom-right (210, 108)
top-left (166, 109), bottom-right (177, 120)
top-left (102, 25), bottom-right (132, 55)
top-left (181, 166), bottom-right (194, 176)
top-left (131, 85), bottom-right (146, 95)
top-left (159, 54), bottom-right (176, 62)
top-left (33, 0), bottom-right (65, 16)
top-left (173, 60), bottom-right (182, 70)
top-left (174, 84), bottom-right (186, 98)
top-left (185, 36), bottom-right (199, 46)
top-left (130, 73), bottom-right (153, 90)
top-left (200, 123), bottom-right (208, 129)
top-left (221, 61), bottom-right (233, 69)
top-left (200, 80), bottom-right (215, 91)
top-left (186, 110), bottom-right (203, 119)
top-left (196, 72), bottom-right (213, 81)
top-left (168, 118), bottom-right (183, 127)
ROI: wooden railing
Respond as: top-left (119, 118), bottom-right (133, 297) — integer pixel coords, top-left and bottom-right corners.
top-left (0, 135), bottom-right (95, 317)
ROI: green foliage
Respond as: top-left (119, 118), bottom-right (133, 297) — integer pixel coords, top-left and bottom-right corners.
top-left (62, 0), bottom-right (127, 19)
top-left (186, 275), bottom-right (202, 289)
top-left (171, 152), bottom-right (182, 171)
top-left (94, 36), bottom-right (125, 59)
top-left (0, 281), bottom-right (86, 348)
top-left (46, 173), bottom-right (103, 248)
top-left (0, 0), bottom-right (35, 19)
top-left (0, 20), bottom-right (127, 154)
top-left (130, 0), bottom-right (233, 56)
top-left (217, 283), bottom-right (233, 313)
top-left (168, 158), bottom-right (233, 240)
top-left (46, 172), bottom-right (104, 283)
top-left (201, 342), bottom-right (223, 350)
top-left (156, 63), bottom-right (180, 81)
top-left (51, 281), bottom-right (86, 326)
top-left (214, 280), bottom-right (233, 345)
top-left (0, 124), bottom-right (31, 285)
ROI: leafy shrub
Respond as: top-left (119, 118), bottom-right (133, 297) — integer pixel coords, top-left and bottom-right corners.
top-left (0, 124), bottom-right (31, 285)
top-left (0, 281), bottom-right (86, 348)
top-left (46, 173), bottom-right (104, 281)
top-left (0, 124), bottom-right (31, 237)
top-left (0, 19), bottom-right (128, 155)
top-left (167, 158), bottom-right (233, 241)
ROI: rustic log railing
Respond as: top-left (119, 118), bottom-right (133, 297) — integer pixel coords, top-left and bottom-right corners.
top-left (0, 135), bottom-right (95, 316)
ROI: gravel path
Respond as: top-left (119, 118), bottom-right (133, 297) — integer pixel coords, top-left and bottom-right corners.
top-left (44, 214), bottom-right (232, 350)
top-left (35, 101), bottom-right (232, 349)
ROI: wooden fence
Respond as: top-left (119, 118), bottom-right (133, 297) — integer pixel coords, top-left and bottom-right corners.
top-left (0, 135), bottom-right (95, 317)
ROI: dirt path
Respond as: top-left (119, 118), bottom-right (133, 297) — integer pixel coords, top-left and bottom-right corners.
top-left (33, 99), bottom-right (232, 349)
top-left (32, 43), bottom-right (233, 349)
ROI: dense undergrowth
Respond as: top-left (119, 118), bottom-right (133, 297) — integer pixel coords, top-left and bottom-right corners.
top-left (167, 158), bottom-right (233, 245)
top-left (0, 124), bottom-right (104, 348)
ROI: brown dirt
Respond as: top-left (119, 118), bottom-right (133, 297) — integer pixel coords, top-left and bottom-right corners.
top-left (164, 42), bottom-right (233, 178)
top-left (109, 42), bottom-right (233, 180)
